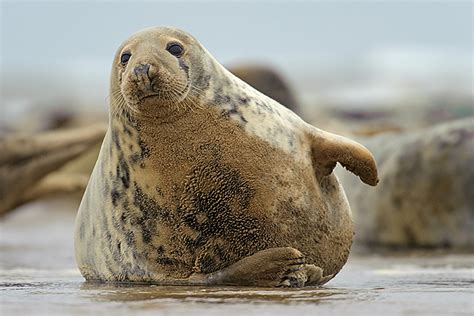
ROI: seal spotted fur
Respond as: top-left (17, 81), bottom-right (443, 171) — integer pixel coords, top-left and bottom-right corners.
top-left (74, 26), bottom-right (378, 287)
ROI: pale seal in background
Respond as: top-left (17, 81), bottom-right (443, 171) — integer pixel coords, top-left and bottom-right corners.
top-left (75, 26), bottom-right (378, 287)
top-left (0, 124), bottom-right (106, 216)
top-left (337, 118), bottom-right (474, 250)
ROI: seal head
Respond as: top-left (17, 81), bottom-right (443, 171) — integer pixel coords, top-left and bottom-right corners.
top-left (111, 27), bottom-right (214, 119)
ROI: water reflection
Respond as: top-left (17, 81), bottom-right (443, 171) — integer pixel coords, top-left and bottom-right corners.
top-left (80, 282), bottom-right (347, 304)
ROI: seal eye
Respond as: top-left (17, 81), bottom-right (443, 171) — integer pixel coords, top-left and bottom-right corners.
top-left (121, 52), bottom-right (131, 65)
top-left (167, 43), bottom-right (184, 57)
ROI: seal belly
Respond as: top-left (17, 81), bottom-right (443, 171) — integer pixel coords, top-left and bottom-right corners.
top-left (76, 118), bottom-right (353, 281)
top-left (175, 145), bottom-right (354, 278)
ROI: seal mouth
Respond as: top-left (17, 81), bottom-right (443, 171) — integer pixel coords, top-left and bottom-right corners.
top-left (138, 93), bottom-right (160, 101)
top-left (137, 81), bottom-right (190, 103)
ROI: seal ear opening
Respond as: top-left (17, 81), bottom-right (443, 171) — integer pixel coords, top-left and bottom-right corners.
top-left (306, 127), bottom-right (379, 186)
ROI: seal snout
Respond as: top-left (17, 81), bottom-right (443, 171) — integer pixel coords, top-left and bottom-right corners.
top-left (134, 63), bottom-right (151, 78)
top-left (132, 63), bottom-right (160, 98)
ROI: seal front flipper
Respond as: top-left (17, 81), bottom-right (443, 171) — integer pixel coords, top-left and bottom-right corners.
top-left (190, 247), bottom-right (308, 287)
top-left (306, 125), bottom-right (379, 186)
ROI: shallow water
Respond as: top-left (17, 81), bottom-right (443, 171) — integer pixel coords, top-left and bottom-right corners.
top-left (1, 199), bottom-right (473, 315)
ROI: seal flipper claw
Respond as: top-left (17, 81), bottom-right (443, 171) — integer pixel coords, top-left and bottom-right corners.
top-left (306, 126), bottom-right (379, 186)
top-left (278, 268), bottom-right (308, 288)
top-left (302, 264), bottom-right (333, 286)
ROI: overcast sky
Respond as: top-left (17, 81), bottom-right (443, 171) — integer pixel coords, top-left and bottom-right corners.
top-left (1, 1), bottom-right (472, 110)
top-left (2, 1), bottom-right (472, 67)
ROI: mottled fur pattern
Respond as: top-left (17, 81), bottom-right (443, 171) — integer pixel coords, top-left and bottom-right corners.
top-left (75, 27), bottom-right (378, 286)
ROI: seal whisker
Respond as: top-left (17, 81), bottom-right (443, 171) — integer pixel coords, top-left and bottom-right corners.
top-left (161, 87), bottom-right (184, 113)
top-left (189, 84), bottom-right (206, 94)
top-left (110, 88), bottom-right (141, 119)
top-left (183, 95), bottom-right (203, 112)
top-left (188, 86), bottom-right (206, 110)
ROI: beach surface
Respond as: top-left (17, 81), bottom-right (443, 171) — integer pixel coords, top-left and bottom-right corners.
top-left (1, 199), bottom-right (472, 316)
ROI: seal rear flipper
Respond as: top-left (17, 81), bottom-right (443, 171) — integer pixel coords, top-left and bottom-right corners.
top-left (196, 247), bottom-right (307, 287)
top-left (306, 126), bottom-right (379, 186)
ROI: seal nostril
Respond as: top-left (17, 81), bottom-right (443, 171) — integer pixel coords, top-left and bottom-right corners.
top-left (134, 64), bottom-right (151, 77)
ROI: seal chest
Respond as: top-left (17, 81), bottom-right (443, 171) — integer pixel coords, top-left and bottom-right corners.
top-left (75, 26), bottom-right (378, 287)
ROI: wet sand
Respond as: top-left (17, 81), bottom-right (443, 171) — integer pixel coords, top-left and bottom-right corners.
top-left (1, 199), bottom-right (473, 316)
